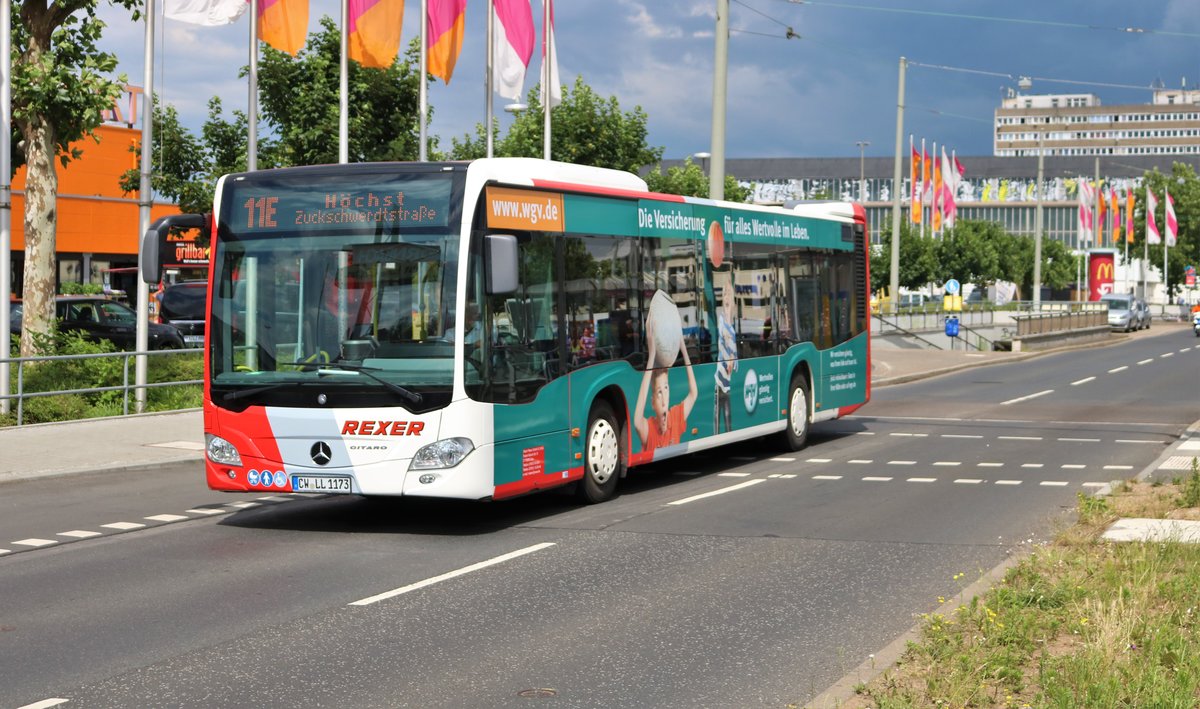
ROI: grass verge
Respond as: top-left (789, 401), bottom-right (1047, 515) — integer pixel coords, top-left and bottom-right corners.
top-left (836, 457), bottom-right (1200, 709)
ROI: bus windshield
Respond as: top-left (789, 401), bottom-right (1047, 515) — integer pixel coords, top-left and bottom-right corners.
top-left (208, 168), bottom-right (463, 412)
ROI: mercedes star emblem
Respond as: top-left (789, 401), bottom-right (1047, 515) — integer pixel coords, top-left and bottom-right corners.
top-left (310, 441), bottom-right (332, 466)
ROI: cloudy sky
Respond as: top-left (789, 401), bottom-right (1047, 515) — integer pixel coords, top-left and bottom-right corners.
top-left (96, 0), bottom-right (1200, 161)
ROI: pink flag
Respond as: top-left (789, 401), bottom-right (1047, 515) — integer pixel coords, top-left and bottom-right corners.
top-left (941, 147), bottom-right (957, 228)
top-left (1165, 188), bottom-right (1177, 247)
top-left (493, 0), bottom-right (534, 100)
top-left (1145, 187), bottom-right (1161, 245)
top-left (1078, 181), bottom-right (1094, 244)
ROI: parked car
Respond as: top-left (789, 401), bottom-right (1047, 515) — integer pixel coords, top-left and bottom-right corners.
top-left (10, 295), bottom-right (184, 350)
top-left (157, 280), bottom-right (207, 347)
top-left (1132, 297), bottom-right (1151, 330)
top-left (1099, 293), bottom-right (1139, 332)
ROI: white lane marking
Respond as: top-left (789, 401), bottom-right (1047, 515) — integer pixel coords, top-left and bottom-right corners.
top-left (813, 475), bottom-right (843, 480)
top-left (1115, 439), bottom-right (1160, 444)
top-left (806, 458), bottom-right (833, 463)
top-left (1108, 366), bottom-right (1128, 373)
top-left (58, 530), bottom-right (101, 539)
top-left (862, 476), bottom-right (893, 482)
top-left (1061, 464), bottom-right (1087, 470)
top-left (186, 508), bottom-right (226, 515)
top-left (1082, 482), bottom-right (1107, 488)
top-left (1180, 441), bottom-right (1200, 451)
top-left (907, 477), bottom-right (937, 483)
top-left (1040, 481), bottom-right (1070, 487)
top-left (779, 474), bottom-right (798, 479)
top-left (226, 501), bottom-right (261, 509)
top-left (1137, 358), bottom-right (1153, 365)
top-left (145, 514), bottom-right (188, 523)
top-left (1181, 348), bottom-right (1193, 354)
top-left (349, 542), bottom-right (557, 607)
top-left (855, 431), bottom-right (876, 436)
top-left (101, 522), bottom-right (145, 530)
top-left (771, 457), bottom-right (796, 462)
top-left (1160, 352), bottom-right (1175, 358)
top-left (768, 474), bottom-right (783, 479)
top-left (978, 462), bottom-right (1004, 468)
top-left (933, 461), bottom-right (961, 467)
top-left (1103, 465), bottom-right (1134, 471)
top-left (0, 549), bottom-right (10, 555)
top-left (1022, 463), bottom-right (1044, 469)
top-left (718, 472), bottom-right (752, 477)
top-left (668, 479), bottom-right (766, 506)
top-left (887, 460), bottom-right (917, 466)
top-left (848, 459), bottom-right (873, 464)
top-left (999, 435), bottom-right (1042, 441)
top-left (1058, 437), bottom-right (1100, 442)
top-left (13, 538), bottom-right (58, 548)
top-left (18, 699), bottom-right (69, 709)
top-left (1001, 389), bottom-right (1054, 406)
top-left (942, 434), bottom-right (983, 439)
top-left (954, 479), bottom-right (983, 484)
top-left (995, 480), bottom-right (1023, 486)
top-left (1071, 377), bottom-right (1096, 386)
top-left (890, 432), bottom-right (929, 438)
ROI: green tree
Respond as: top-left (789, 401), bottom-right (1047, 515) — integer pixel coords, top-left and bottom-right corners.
top-left (12, 0), bottom-right (139, 355)
top-left (1135, 163), bottom-right (1200, 302)
top-left (935, 220), bottom-right (1006, 291)
top-left (643, 157), bottom-right (751, 203)
top-left (871, 221), bottom-right (940, 295)
top-left (117, 98), bottom-right (209, 214)
top-left (257, 18), bottom-right (425, 165)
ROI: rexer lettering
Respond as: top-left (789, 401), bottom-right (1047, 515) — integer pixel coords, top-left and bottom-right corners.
top-left (341, 420), bottom-right (425, 436)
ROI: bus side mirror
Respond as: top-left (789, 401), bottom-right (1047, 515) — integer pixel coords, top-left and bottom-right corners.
top-left (486, 234), bottom-right (519, 295)
top-left (140, 213), bottom-right (210, 284)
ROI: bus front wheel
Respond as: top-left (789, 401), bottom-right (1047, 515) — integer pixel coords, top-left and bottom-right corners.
top-left (780, 374), bottom-right (811, 451)
top-left (579, 400), bottom-right (623, 503)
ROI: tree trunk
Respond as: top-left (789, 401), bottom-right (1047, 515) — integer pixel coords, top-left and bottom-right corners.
top-left (18, 113), bottom-right (59, 357)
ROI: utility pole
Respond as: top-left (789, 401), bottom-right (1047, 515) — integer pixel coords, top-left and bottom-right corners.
top-left (889, 57), bottom-right (906, 313)
top-left (1033, 132), bottom-right (1044, 309)
top-left (709, 0), bottom-right (729, 201)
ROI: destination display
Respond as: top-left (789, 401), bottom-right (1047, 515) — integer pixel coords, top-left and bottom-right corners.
top-left (227, 173), bottom-right (453, 234)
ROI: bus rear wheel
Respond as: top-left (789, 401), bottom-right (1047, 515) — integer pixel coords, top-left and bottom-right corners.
top-left (779, 374), bottom-right (811, 451)
top-left (579, 400), bottom-right (623, 503)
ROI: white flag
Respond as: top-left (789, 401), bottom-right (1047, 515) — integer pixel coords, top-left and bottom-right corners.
top-left (540, 0), bottom-right (561, 108)
top-left (493, 0), bottom-right (534, 100)
top-left (1165, 189), bottom-right (1178, 247)
top-left (164, 0), bottom-right (248, 26)
top-left (1145, 187), bottom-right (1161, 245)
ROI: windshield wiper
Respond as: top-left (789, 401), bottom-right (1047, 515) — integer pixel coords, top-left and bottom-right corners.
top-left (287, 360), bottom-right (423, 406)
top-left (222, 382), bottom-right (304, 402)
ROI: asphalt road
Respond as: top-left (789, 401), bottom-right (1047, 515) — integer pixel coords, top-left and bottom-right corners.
top-left (1, 329), bottom-right (1197, 708)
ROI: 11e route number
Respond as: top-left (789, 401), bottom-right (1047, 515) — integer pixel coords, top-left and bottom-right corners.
top-left (244, 196), bottom-right (280, 228)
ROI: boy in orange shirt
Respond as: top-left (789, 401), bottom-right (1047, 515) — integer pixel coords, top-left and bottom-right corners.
top-left (634, 316), bottom-right (698, 453)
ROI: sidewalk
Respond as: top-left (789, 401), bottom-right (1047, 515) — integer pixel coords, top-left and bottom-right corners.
top-left (0, 322), bottom-right (1190, 484)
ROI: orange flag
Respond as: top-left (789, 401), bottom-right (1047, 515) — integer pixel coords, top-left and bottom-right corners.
top-left (428, 0), bottom-right (467, 83)
top-left (258, 0), bottom-right (308, 55)
top-left (349, 0), bottom-right (405, 68)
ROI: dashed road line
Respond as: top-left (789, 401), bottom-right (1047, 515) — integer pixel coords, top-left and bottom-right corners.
top-left (887, 460), bottom-right (917, 466)
top-left (1058, 437), bottom-right (1100, 442)
top-left (1103, 465), bottom-right (1134, 471)
top-left (932, 461), bottom-right (961, 467)
top-left (978, 462), bottom-right (1004, 468)
top-left (907, 477), bottom-right (937, 483)
top-left (1040, 481), bottom-right (1070, 487)
top-left (995, 480), bottom-right (1023, 486)
top-left (812, 475), bottom-right (843, 480)
top-left (942, 434), bottom-right (983, 439)
top-left (1061, 464), bottom-right (1087, 470)
top-left (806, 458), bottom-right (832, 463)
top-left (771, 457), bottom-right (796, 462)
top-left (145, 514), bottom-right (189, 523)
top-left (1001, 389), bottom-right (1054, 405)
top-left (668, 479), bottom-right (765, 506)
top-left (890, 432), bottom-right (929, 438)
top-left (13, 538), bottom-right (58, 548)
top-left (848, 459), bottom-right (873, 464)
top-left (186, 507), bottom-right (226, 515)
top-left (1071, 377), bottom-right (1096, 386)
top-left (102, 522), bottom-right (146, 530)
top-left (954, 479), bottom-right (983, 484)
top-left (1021, 463), bottom-right (1044, 469)
top-left (58, 530), bottom-right (102, 539)
top-left (1137, 358), bottom-right (1154, 365)
top-left (718, 472), bottom-right (752, 477)
top-left (1108, 366), bottom-right (1128, 373)
top-left (1115, 439), bottom-right (1160, 444)
top-left (999, 435), bottom-right (1042, 441)
top-left (1160, 352), bottom-right (1175, 358)
top-left (862, 476), bottom-right (893, 482)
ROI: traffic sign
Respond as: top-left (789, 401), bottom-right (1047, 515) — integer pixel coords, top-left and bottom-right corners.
top-left (944, 278), bottom-right (961, 296)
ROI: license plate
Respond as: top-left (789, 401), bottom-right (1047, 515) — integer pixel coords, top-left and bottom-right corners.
top-left (184, 335), bottom-right (204, 345)
top-left (291, 475), bottom-right (353, 493)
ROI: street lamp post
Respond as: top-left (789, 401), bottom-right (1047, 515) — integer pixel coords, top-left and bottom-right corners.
top-left (856, 140), bottom-right (870, 202)
top-left (693, 151), bottom-right (711, 183)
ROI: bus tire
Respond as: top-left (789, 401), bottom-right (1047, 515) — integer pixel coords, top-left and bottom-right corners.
top-left (779, 373), bottom-right (811, 452)
top-left (579, 400), bottom-right (623, 504)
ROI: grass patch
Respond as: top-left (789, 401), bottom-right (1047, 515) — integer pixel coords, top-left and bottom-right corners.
top-left (842, 460), bottom-right (1200, 709)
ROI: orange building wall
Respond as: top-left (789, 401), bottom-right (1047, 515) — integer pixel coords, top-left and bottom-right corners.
top-left (10, 123), bottom-right (180, 255)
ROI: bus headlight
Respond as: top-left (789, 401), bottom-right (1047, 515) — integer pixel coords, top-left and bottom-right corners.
top-left (206, 433), bottom-right (243, 466)
top-left (410, 437), bottom-right (474, 470)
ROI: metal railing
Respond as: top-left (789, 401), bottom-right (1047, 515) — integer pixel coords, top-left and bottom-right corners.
top-left (1, 348), bottom-right (202, 426)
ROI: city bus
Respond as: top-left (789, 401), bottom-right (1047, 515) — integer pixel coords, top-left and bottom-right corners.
top-left (141, 158), bottom-right (870, 504)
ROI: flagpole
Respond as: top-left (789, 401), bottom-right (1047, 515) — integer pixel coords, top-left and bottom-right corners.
top-left (135, 0), bottom-right (157, 413)
top-left (419, 0), bottom-right (428, 161)
top-left (0, 0), bottom-right (11, 412)
top-left (249, 0), bottom-right (258, 171)
top-left (542, 0), bottom-right (551, 161)
top-left (486, 0), bottom-right (495, 158)
top-left (1163, 189), bottom-right (1169, 304)
top-left (919, 137), bottom-right (925, 239)
top-left (339, 0), bottom-right (348, 163)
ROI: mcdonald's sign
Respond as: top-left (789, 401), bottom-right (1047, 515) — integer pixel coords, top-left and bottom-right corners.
top-left (1088, 251), bottom-right (1116, 301)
